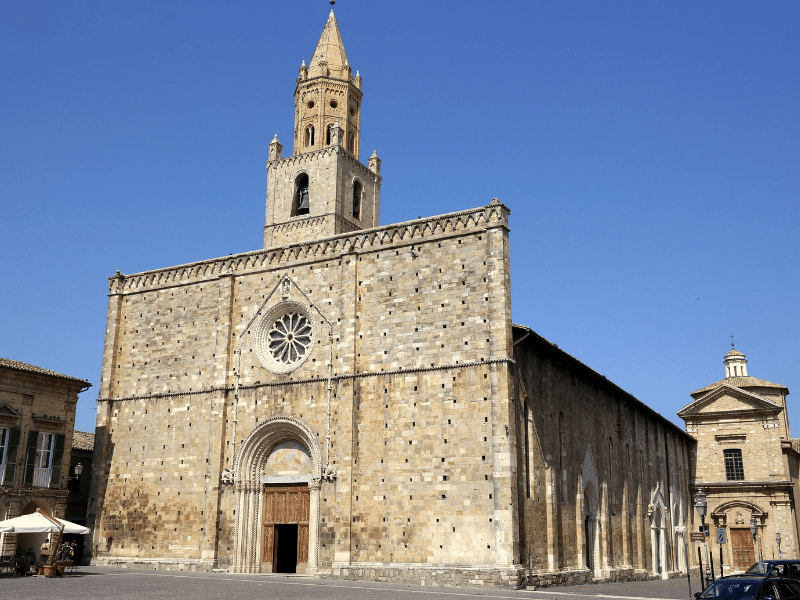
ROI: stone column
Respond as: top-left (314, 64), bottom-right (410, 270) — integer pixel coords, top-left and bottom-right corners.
top-left (307, 478), bottom-right (322, 574)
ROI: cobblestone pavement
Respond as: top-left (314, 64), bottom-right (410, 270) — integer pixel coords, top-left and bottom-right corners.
top-left (0, 568), bottom-right (702, 600)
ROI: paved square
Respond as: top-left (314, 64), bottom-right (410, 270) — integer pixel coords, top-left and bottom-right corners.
top-left (1, 567), bottom-right (702, 600)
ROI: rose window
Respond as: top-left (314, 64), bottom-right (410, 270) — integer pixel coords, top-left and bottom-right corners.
top-left (255, 300), bottom-right (316, 374)
top-left (268, 312), bottom-right (312, 364)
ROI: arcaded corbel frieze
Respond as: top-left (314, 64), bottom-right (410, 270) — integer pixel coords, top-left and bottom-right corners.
top-left (110, 203), bottom-right (509, 293)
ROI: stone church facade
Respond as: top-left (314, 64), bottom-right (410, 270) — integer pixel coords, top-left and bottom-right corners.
top-left (86, 10), bottom-right (796, 588)
top-left (678, 348), bottom-right (800, 571)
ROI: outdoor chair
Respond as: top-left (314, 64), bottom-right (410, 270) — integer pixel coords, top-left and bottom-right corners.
top-left (14, 556), bottom-right (32, 576)
top-left (0, 555), bottom-right (13, 576)
top-left (55, 559), bottom-right (75, 575)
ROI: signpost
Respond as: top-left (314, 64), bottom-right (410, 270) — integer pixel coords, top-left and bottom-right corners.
top-left (717, 528), bottom-right (727, 545)
top-left (691, 532), bottom-right (706, 543)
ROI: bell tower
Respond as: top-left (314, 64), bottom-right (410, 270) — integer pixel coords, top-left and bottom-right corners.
top-left (295, 10), bottom-right (363, 159)
top-left (263, 9), bottom-right (381, 248)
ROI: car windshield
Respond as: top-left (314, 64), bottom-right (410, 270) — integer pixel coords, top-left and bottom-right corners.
top-left (699, 580), bottom-right (762, 600)
top-left (745, 562), bottom-right (772, 575)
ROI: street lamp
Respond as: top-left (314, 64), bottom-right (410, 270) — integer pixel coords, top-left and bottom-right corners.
top-left (695, 489), bottom-right (712, 588)
top-left (68, 463), bottom-right (83, 481)
top-left (750, 515), bottom-right (759, 562)
top-left (776, 531), bottom-right (782, 559)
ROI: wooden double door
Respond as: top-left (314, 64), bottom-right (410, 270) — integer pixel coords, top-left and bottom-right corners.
top-left (262, 484), bottom-right (310, 573)
top-left (730, 528), bottom-right (756, 571)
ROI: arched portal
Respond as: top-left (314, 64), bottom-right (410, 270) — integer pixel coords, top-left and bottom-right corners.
top-left (649, 485), bottom-right (668, 578)
top-left (231, 416), bottom-right (323, 574)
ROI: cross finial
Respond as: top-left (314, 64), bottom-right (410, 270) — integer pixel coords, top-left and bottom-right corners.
top-left (730, 333), bottom-right (735, 348)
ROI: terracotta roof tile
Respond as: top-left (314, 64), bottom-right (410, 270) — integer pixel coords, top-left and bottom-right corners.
top-left (693, 376), bottom-right (787, 396)
top-left (0, 358), bottom-right (91, 386)
top-left (72, 430), bottom-right (94, 451)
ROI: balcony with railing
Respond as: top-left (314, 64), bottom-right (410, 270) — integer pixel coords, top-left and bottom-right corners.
top-left (32, 466), bottom-right (51, 488)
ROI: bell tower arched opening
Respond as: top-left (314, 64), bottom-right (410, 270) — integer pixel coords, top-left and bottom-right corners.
top-left (293, 173), bottom-right (310, 216)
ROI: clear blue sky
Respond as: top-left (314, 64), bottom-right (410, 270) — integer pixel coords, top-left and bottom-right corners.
top-left (1, 1), bottom-right (798, 434)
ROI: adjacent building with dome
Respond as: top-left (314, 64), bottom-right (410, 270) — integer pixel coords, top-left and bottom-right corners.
top-left (678, 347), bottom-right (799, 571)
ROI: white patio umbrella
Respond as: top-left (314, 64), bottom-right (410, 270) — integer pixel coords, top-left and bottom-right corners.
top-left (0, 509), bottom-right (89, 534)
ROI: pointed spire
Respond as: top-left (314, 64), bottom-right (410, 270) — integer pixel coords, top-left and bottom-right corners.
top-left (368, 148), bottom-right (381, 175)
top-left (268, 133), bottom-right (283, 162)
top-left (308, 9), bottom-right (350, 79)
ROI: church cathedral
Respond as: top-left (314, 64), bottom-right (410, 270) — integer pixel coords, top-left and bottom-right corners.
top-left (87, 11), bottom-right (799, 587)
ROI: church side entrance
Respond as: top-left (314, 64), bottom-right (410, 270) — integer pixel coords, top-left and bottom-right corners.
top-left (262, 484), bottom-right (310, 573)
top-left (730, 528), bottom-right (755, 571)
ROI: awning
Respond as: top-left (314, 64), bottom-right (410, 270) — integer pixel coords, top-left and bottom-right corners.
top-left (0, 510), bottom-right (90, 534)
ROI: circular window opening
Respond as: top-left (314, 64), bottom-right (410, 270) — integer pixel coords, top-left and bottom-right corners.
top-left (329, 100), bottom-right (338, 108)
top-left (255, 301), bottom-right (316, 374)
top-left (307, 101), bottom-right (315, 109)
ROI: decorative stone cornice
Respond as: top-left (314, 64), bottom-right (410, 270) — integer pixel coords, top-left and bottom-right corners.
top-left (108, 202), bottom-right (509, 295)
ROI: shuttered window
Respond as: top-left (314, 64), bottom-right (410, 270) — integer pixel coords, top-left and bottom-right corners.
top-left (33, 432), bottom-right (55, 487)
top-left (0, 427), bottom-right (8, 482)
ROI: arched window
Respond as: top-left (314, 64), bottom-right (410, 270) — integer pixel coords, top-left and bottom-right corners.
top-left (352, 180), bottom-right (362, 219)
top-left (293, 173), bottom-right (310, 216)
top-left (347, 131), bottom-right (354, 153)
top-left (305, 125), bottom-right (315, 147)
top-left (326, 124), bottom-right (333, 145)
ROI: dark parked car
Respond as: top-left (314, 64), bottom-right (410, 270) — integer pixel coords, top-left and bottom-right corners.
top-left (745, 561), bottom-right (800, 579)
top-left (695, 577), bottom-right (800, 600)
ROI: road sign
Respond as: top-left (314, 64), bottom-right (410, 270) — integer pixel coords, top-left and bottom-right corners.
top-left (717, 527), bottom-right (727, 544)
top-left (690, 532), bottom-right (705, 543)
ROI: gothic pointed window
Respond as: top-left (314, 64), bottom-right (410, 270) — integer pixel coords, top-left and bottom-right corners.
top-left (293, 173), bottom-right (310, 216)
top-left (352, 180), bottom-right (362, 220)
top-left (305, 125), bottom-right (315, 147)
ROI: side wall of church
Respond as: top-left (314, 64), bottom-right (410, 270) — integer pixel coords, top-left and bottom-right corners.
top-left (89, 202), bottom-right (521, 580)
top-left (514, 331), bottom-right (695, 585)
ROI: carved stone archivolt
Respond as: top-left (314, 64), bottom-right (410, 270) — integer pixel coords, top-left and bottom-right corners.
top-left (231, 416), bottom-right (323, 574)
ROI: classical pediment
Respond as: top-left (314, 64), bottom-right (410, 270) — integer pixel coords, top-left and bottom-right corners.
top-left (0, 404), bottom-right (20, 422)
top-left (677, 384), bottom-right (781, 418)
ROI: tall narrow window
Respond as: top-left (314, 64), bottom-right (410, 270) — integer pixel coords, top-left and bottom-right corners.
top-left (559, 412), bottom-right (566, 503)
top-left (724, 449), bottom-right (744, 480)
top-left (305, 125), bottom-right (315, 147)
top-left (352, 180), bottom-right (362, 219)
top-left (524, 402), bottom-right (531, 498)
top-left (293, 173), bottom-right (310, 216)
top-left (33, 432), bottom-right (54, 488)
top-left (347, 131), bottom-right (355, 153)
top-left (326, 124), bottom-right (333, 145)
top-left (0, 427), bottom-right (8, 483)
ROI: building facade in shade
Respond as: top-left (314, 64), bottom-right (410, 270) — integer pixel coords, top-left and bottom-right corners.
top-left (65, 431), bottom-right (94, 564)
top-left (678, 348), bottom-right (799, 571)
top-left (0, 358), bottom-right (91, 559)
top-left (87, 10), bottom-right (705, 587)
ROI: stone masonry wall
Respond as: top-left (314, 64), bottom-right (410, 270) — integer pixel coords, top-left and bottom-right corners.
top-left (513, 330), bottom-right (695, 582)
top-left (89, 201), bottom-right (519, 578)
